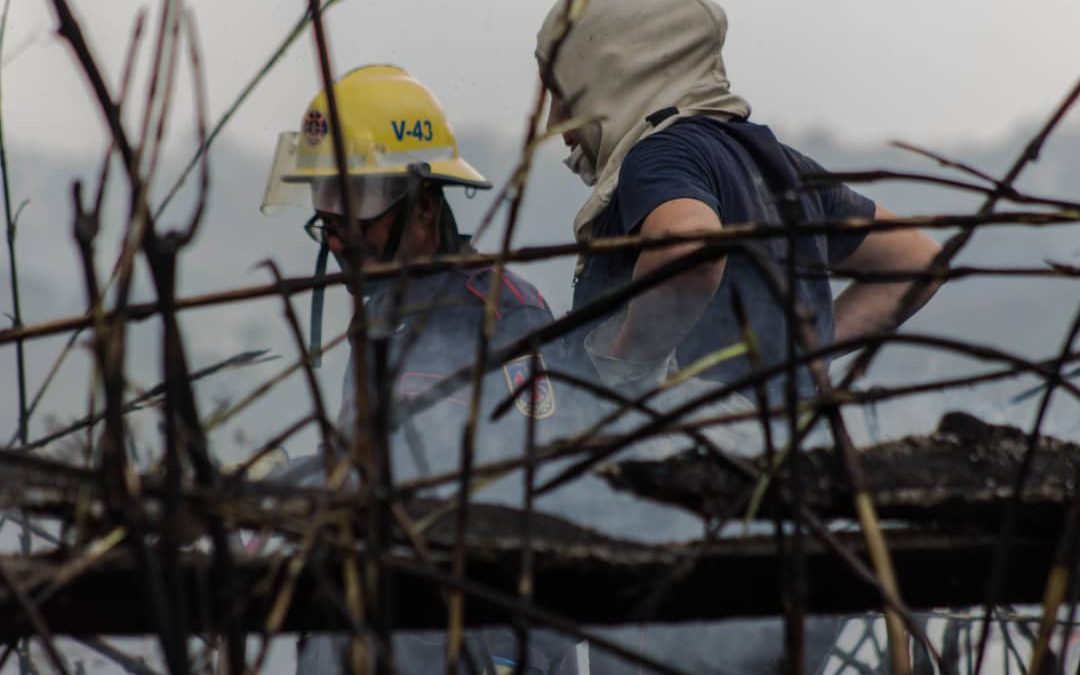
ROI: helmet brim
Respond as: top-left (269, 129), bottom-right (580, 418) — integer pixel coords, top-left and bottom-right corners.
top-left (283, 157), bottom-right (491, 190)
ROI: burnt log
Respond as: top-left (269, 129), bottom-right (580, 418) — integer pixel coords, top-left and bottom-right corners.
top-left (0, 527), bottom-right (1057, 638)
top-left (600, 412), bottom-right (1080, 532)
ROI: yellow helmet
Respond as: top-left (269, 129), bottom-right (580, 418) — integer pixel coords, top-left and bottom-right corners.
top-left (262, 65), bottom-right (490, 215)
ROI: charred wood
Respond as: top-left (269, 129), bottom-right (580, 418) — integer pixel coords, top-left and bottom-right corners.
top-left (0, 528), bottom-right (1057, 638)
top-left (601, 412), bottom-right (1080, 532)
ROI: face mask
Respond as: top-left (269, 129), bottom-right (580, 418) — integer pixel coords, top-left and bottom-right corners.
top-left (563, 144), bottom-right (598, 187)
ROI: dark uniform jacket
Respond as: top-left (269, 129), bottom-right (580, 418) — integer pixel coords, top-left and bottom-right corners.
top-left (284, 264), bottom-right (585, 675)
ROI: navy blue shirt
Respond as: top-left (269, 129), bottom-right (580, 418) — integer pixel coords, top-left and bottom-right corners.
top-left (572, 117), bottom-right (876, 400)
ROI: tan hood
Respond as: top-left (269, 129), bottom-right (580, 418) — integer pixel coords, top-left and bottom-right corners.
top-left (537, 0), bottom-right (751, 240)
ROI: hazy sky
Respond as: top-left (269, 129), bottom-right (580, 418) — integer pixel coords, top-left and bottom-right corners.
top-left (7, 0), bottom-right (1080, 159)
top-left (1, 0), bottom-right (1078, 457)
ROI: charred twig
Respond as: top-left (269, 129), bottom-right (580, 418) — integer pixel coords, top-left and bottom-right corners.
top-left (304, 4), bottom-right (377, 670)
top-left (7, 9), bottom-right (147, 451)
top-left (1011, 304), bottom-right (1080, 675)
top-left (74, 638), bottom-right (162, 675)
top-left (3, 209), bottom-right (1076, 347)
top-left (449, 0), bottom-right (586, 656)
top-left (0, 559), bottom-right (71, 675)
top-left (154, 0), bottom-right (343, 218)
top-left (262, 262), bottom-right (341, 463)
top-left (0, 11), bottom-right (35, 675)
top-left (744, 238), bottom-right (912, 673)
top-left (955, 75), bottom-right (1080, 675)
top-left (203, 329), bottom-right (349, 432)
top-left (805, 170), bottom-right (1080, 213)
top-left (890, 140), bottom-right (1001, 186)
top-left (17, 350), bottom-right (276, 455)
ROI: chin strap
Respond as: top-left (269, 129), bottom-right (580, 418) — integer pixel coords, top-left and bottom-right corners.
top-left (308, 237), bottom-right (331, 368)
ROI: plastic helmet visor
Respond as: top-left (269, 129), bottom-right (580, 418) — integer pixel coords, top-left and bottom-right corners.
top-left (310, 175), bottom-right (410, 222)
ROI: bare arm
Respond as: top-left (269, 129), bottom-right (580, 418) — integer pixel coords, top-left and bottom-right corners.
top-left (833, 205), bottom-right (943, 344)
top-left (609, 198), bottom-right (725, 361)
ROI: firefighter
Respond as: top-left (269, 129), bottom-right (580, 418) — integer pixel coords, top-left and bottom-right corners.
top-left (535, 0), bottom-right (943, 673)
top-left (538, 0), bottom-right (941, 402)
top-left (262, 64), bottom-right (584, 675)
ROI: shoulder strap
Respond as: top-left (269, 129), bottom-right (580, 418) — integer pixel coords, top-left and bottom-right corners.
top-left (716, 120), bottom-right (808, 225)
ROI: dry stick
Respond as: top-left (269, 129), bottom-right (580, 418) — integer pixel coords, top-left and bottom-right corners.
top-left (728, 288), bottom-right (793, 651)
top-left (303, 4), bottom-right (377, 673)
top-left (800, 79), bottom-right (1080, 675)
top-left (133, 0), bottom-right (177, 174)
top-left (845, 76), bottom-right (1080, 397)
top-left (815, 264), bottom-right (1080, 283)
top-left (6, 9), bottom-right (147, 450)
top-left (1029, 482), bottom-right (1080, 675)
top-left (889, 140), bottom-right (1000, 186)
top-left (806, 169), bottom-right (1080, 213)
top-left (265, 259), bottom-right (395, 673)
top-left (181, 19), bottom-right (252, 666)
top-left (674, 353), bottom-right (1080, 440)
top-left (455, 10), bottom-right (592, 671)
top-left (0, 10), bottom-right (35, 675)
top-left (0, 0), bottom-right (28, 454)
top-left (154, 0), bottom-right (342, 218)
top-left (68, 178), bottom-right (186, 675)
top-left (778, 197), bottom-right (809, 675)
top-left (107, 0), bottom-right (174, 317)
top-left (248, 515), bottom-right (326, 675)
top-left (147, 11), bottom-right (251, 672)
top-left (50, 2), bottom-right (242, 670)
top-left (746, 230), bottom-right (912, 673)
top-left (1017, 304), bottom-right (1080, 675)
top-left (247, 452), bottom-right (390, 672)
top-left (0, 643), bottom-right (17, 674)
top-left (14, 0), bottom-right (315, 445)
top-left (74, 638), bottom-right (162, 675)
top-left (798, 510), bottom-right (949, 674)
top-left (17, 349), bottom-right (275, 454)
top-left (449, 5), bottom-right (584, 665)
top-left (0, 209), bottom-right (1075, 347)
top-left (225, 414), bottom-right (314, 480)
top-left (203, 329), bottom-right (349, 432)
top-left (141, 1), bottom-right (183, 190)
top-left (370, 338), bottom-right (396, 675)
top-left (173, 10), bottom-right (210, 247)
top-left (1055, 575), bottom-right (1080, 675)
top-left (0, 559), bottom-right (72, 675)
top-left (32, 527), bottom-right (127, 606)
top-left (349, 263), bottom-right (482, 671)
top-left (943, 76), bottom-right (1080, 675)
top-left (262, 261), bottom-right (342, 457)
top-left (512, 351), bottom-right (541, 675)
top-left (250, 258), bottom-right (352, 667)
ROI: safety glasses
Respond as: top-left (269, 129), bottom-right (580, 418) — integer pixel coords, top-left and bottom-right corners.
top-left (302, 194), bottom-right (407, 246)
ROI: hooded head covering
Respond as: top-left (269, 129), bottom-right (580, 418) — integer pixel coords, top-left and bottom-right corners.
top-left (536, 0), bottom-right (751, 241)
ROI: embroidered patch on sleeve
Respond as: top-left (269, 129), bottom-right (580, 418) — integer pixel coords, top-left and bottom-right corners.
top-left (502, 354), bottom-right (556, 419)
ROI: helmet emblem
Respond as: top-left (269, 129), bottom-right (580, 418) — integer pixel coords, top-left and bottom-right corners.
top-left (302, 109), bottom-right (328, 146)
